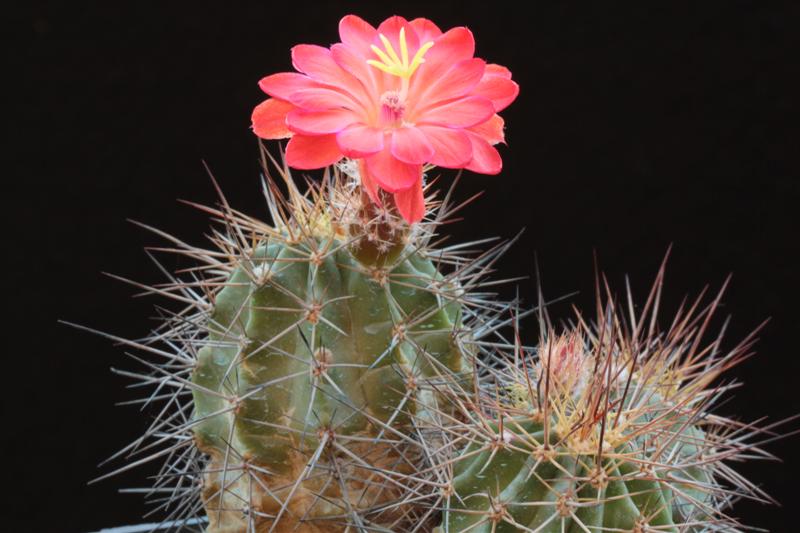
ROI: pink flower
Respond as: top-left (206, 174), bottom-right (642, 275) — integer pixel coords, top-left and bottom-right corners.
top-left (537, 332), bottom-right (590, 397)
top-left (252, 15), bottom-right (518, 223)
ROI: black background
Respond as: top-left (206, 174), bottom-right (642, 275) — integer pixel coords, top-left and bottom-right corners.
top-left (10, 1), bottom-right (800, 531)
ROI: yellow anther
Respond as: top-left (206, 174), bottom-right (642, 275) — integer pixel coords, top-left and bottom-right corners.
top-left (409, 42), bottom-right (434, 74)
top-left (379, 33), bottom-right (401, 66)
top-left (399, 28), bottom-right (409, 69)
top-left (367, 27), bottom-right (434, 79)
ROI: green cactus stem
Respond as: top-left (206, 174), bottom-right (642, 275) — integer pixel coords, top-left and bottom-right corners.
top-left (90, 160), bottom-right (520, 533)
top-left (193, 234), bottom-right (467, 532)
top-left (432, 266), bottom-right (775, 533)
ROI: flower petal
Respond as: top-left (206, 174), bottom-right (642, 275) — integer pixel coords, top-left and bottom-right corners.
top-left (251, 98), bottom-right (293, 139)
top-left (331, 43), bottom-right (380, 98)
top-left (338, 14), bottom-right (377, 53)
top-left (291, 44), bottom-right (367, 101)
top-left (258, 72), bottom-right (315, 100)
top-left (393, 178), bottom-right (425, 223)
top-left (391, 126), bottom-right (434, 164)
top-left (474, 75), bottom-right (519, 112)
top-left (285, 134), bottom-right (343, 169)
top-left (410, 27), bottom-right (475, 96)
top-left (412, 58), bottom-right (485, 110)
top-left (291, 44), bottom-right (337, 79)
top-left (469, 114), bottom-right (505, 145)
top-left (364, 147), bottom-right (421, 192)
top-left (288, 87), bottom-right (358, 111)
top-left (358, 159), bottom-right (382, 206)
top-left (417, 125), bottom-right (472, 168)
top-left (409, 18), bottom-right (442, 43)
top-left (485, 63), bottom-right (512, 79)
top-left (337, 124), bottom-right (384, 158)
top-left (417, 96), bottom-right (495, 128)
top-left (427, 27), bottom-right (475, 63)
top-left (465, 132), bottom-right (502, 174)
top-left (376, 16), bottom-right (420, 56)
top-left (286, 108), bottom-right (357, 135)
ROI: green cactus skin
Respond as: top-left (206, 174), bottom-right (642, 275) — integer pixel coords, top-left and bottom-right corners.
top-left (436, 415), bottom-right (710, 533)
top-left (90, 169), bottom-right (518, 533)
top-left (192, 235), bottom-right (469, 532)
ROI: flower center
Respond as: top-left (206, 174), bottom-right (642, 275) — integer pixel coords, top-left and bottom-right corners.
top-left (367, 27), bottom-right (434, 80)
top-left (380, 90), bottom-right (405, 126)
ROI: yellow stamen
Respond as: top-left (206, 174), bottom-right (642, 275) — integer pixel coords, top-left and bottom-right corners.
top-left (399, 28), bottom-right (409, 69)
top-left (408, 42), bottom-right (434, 74)
top-left (378, 33), bottom-right (401, 66)
top-left (366, 28), bottom-right (434, 79)
top-left (368, 50), bottom-right (397, 76)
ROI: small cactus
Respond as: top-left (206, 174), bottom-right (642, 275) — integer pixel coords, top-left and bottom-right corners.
top-left (432, 264), bottom-right (777, 532)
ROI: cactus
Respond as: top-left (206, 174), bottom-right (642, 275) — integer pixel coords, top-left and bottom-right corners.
top-left (431, 264), bottom-right (777, 532)
top-left (90, 156), bottom-right (521, 532)
top-left (91, 168), bottom-right (786, 532)
top-left (190, 167), bottom-right (475, 531)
